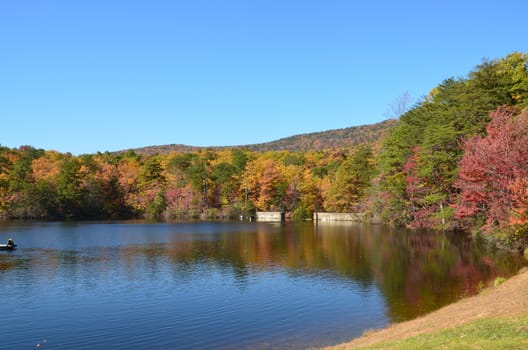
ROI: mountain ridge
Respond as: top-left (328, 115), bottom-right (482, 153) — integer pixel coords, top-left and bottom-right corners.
top-left (121, 119), bottom-right (398, 156)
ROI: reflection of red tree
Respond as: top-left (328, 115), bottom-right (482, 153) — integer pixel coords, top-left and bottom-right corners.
top-left (400, 233), bottom-right (499, 314)
top-left (449, 261), bottom-right (484, 294)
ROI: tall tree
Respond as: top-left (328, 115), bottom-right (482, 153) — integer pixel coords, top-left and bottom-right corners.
top-left (325, 145), bottom-right (374, 212)
top-left (56, 156), bottom-right (82, 218)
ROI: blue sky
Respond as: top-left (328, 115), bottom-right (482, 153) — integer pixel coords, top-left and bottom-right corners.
top-left (1, 0), bottom-right (527, 155)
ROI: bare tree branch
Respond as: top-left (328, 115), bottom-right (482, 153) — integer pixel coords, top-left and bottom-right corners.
top-left (384, 91), bottom-right (413, 119)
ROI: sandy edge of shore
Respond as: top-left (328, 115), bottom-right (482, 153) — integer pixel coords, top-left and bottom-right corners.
top-left (324, 267), bottom-right (528, 349)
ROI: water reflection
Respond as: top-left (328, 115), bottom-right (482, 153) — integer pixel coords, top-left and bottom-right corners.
top-left (2, 222), bottom-right (523, 322)
top-left (0, 221), bottom-right (525, 349)
top-left (152, 222), bottom-right (522, 321)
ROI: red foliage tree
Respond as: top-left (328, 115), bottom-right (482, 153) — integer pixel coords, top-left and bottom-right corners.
top-left (404, 146), bottom-right (426, 227)
top-left (454, 106), bottom-right (528, 231)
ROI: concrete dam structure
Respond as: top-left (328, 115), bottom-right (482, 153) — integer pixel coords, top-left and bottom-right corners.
top-left (313, 212), bottom-right (365, 222)
top-left (255, 211), bottom-right (285, 222)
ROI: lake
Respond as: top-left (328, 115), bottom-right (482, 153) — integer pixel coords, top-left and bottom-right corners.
top-left (0, 221), bottom-right (525, 349)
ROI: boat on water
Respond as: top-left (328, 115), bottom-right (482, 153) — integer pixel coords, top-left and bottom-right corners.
top-left (0, 238), bottom-right (17, 250)
top-left (0, 243), bottom-right (17, 250)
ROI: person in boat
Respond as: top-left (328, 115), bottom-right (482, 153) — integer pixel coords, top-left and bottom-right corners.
top-left (6, 238), bottom-right (14, 247)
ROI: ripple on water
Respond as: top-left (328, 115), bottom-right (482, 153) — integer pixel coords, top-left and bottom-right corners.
top-left (1, 221), bottom-right (525, 349)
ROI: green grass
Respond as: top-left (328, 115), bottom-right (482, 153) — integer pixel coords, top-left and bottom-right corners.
top-left (494, 276), bottom-right (507, 287)
top-left (355, 317), bottom-right (528, 350)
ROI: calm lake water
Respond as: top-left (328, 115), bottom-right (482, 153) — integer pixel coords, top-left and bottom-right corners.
top-left (0, 221), bottom-right (525, 349)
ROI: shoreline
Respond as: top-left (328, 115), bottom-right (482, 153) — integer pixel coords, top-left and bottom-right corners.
top-left (324, 267), bottom-right (528, 349)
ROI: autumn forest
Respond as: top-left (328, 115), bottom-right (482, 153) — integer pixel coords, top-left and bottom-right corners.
top-left (2, 53), bottom-right (528, 250)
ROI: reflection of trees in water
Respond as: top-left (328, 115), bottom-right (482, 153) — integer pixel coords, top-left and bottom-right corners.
top-left (2, 224), bottom-right (524, 322)
top-left (0, 255), bottom-right (19, 271)
top-left (129, 223), bottom-right (524, 321)
top-left (372, 230), bottom-right (524, 321)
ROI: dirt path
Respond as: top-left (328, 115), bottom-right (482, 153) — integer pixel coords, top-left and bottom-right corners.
top-left (325, 267), bottom-right (528, 349)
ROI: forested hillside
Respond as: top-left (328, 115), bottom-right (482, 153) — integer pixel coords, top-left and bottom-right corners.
top-left (1, 52), bottom-right (528, 249)
top-left (376, 52), bottom-right (528, 249)
top-left (241, 119), bottom-right (398, 152)
top-left (123, 119), bottom-right (397, 155)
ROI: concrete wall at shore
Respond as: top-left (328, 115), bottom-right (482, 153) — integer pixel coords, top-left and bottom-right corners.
top-left (256, 211), bottom-right (285, 222)
top-left (313, 212), bottom-right (365, 222)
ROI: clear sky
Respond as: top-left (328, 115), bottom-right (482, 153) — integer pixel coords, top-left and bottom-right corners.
top-left (1, 0), bottom-right (527, 155)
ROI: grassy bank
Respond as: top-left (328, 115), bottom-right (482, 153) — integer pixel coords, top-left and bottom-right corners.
top-left (326, 268), bottom-right (528, 350)
top-left (342, 317), bottom-right (528, 350)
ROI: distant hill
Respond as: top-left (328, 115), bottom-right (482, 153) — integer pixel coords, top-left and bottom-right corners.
top-left (122, 119), bottom-right (398, 156)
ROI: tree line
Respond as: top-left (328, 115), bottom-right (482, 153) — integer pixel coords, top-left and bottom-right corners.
top-left (0, 145), bottom-right (375, 221)
top-left (1, 52), bottom-right (528, 249)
